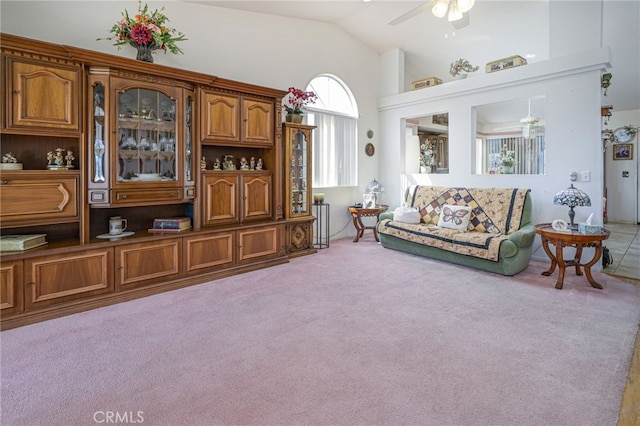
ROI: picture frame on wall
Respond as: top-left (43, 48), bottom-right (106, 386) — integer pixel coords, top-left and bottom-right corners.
top-left (613, 143), bottom-right (633, 160)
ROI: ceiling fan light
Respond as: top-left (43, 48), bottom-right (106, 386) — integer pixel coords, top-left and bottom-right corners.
top-left (447, 2), bottom-right (463, 21)
top-left (432, 0), bottom-right (449, 18)
top-left (457, 0), bottom-right (475, 13)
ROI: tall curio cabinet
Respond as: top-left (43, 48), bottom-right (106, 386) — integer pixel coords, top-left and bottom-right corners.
top-left (283, 122), bottom-right (317, 257)
top-left (87, 69), bottom-right (195, 237)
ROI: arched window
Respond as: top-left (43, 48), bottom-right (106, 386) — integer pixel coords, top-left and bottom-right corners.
top-left (304, 74), bottom-right (358, 188)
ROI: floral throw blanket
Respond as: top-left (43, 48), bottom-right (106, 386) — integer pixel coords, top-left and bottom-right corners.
top-left (378, 187), bottom-right (530, 261)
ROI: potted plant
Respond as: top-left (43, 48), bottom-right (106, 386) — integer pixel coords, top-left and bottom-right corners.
top-left (449, 58), bottom-right (479, 79)
top-left (283, 87), bottom-right (318, 123)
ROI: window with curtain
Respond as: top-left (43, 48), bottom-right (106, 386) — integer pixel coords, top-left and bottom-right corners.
top-left (304, 75), bottom-right (358, 188)
top-left (476, 134), bottom-right (546, 174)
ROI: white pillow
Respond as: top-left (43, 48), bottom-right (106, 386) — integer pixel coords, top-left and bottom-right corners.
top-left (437, 204), bottom-right (472, 231)
top-left (393, 204), bottom-right (421, 224)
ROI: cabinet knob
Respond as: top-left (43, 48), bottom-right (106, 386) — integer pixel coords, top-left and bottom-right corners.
top-left (1, 180), bottom-right (8, 185)
top-left (169, 191), bottom-right (177, 197)
top-left (120, 194), bottom-right (128, 199)
top-left (12, 90), bottom-right (20, 95)
top-left (116, 265), bottom-right (123, 270)
top-left (25, 280), bottom-right (33, 286)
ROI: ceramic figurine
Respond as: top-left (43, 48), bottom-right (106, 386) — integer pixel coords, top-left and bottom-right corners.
top-left (201, 156), bottom-right (207, 170)
top-left (2, 152), bottom-right (18, 163)
top-left (250, 156), bottom-right (256, 170)
top-left (240, 157), bottom-right (249, 170)
top-left (213, 158), bottom-right (221, 170)
top-left (65, 150), bottom-right (75, 168)
top-left (256, 158), bottom-right (263, 170)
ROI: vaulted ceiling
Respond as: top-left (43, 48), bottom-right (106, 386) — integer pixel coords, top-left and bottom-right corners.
top-left (188, 1), bottom-right (639, 113)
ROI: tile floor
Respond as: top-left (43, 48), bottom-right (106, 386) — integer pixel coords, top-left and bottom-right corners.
top-left (602, 222), bottom-right (640, 283)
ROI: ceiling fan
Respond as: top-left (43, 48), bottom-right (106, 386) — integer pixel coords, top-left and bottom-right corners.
top-left (389, 0), bottom-right (474, 27)
top-left (491, 99), bottom-right (543, 138)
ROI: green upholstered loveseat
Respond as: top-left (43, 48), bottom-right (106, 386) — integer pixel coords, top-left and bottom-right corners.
top-left (377, 186), bottom-right (535, 276)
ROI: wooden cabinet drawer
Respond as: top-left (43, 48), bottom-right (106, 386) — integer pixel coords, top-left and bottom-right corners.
top-left (24, 248), bottom-right (113, 309)
top-left (0, 260), bottom-right (24, 315)
top-left (112, 188), bottom-right (183, 206)
top-left (184, 232), bottom-right (235, 274)
top-left (115, 239), bottom-right (182, 290)
top-left (0, 171), bottom-right (79, 226)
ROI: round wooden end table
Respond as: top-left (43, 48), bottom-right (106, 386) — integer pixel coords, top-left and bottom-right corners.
top-left (534, 223), bottom-right (610, 290)
top-left (347, 205), bottom-right (388, 242)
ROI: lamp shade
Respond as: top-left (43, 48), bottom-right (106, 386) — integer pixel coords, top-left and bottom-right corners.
top-left (447, 1), bottom-right (463, 21)
top-left (432, 0), bottom-right (449, 18)
top-left (365, 179), bottom-right (384, 194)
top-left (553, 184), bottom-right (591, 208)
top-left (457, 0), bottom-right (475, 13)
top-left (553, 184), bottom-right (591, 229)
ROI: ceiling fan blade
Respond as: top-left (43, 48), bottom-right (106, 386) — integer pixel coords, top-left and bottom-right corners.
top-left (388, 1), bottom-right (436, 26)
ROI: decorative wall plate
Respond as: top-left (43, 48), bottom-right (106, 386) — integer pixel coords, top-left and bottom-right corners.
top-left (613, 127), bottom-right (636, 143)
top-left (365, 143), bottom-right (375, 157)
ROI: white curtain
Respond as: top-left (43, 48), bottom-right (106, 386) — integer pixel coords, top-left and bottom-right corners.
top-left (308, 112), bottom-right (357, 187)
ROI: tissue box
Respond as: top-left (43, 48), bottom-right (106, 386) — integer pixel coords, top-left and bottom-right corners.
top-left (578, 223), bottom-right (601, 235)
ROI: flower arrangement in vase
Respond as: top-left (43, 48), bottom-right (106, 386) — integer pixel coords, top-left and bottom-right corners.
top-left (499, 145), bottom-right (517, 173)
top-left (419, 140), bottom-right (436, 173)
top-left (283, 87), bottom-right (318, 122)
top-left (99, 0), bottom-right (187, 63)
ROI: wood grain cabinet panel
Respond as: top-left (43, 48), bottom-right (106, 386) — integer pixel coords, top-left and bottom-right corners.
top-left (24, 248), bottom-right (113, 309)
top-left (184, 232), bottom-right (235, 274)
top-left (242, 98), bottom-right (273, 145)
top-left (0, 171), bottom-right (79, 226)
top-left (286, 219), bottom-right (315, 256)
top-left (7, 59), bottom-right (80, 131)
top-left (242, 174), bottom-right (271, 221)
top-left (0, 260), bottom-right (24, 315)
top-left (200, 91), bottom-right (240, 143)
top-left (115, 239), bottom-right (182, 290)
top-left (237, 225), bottom-right (281, 264)
top-left (202, 173), bottom-right (239, 226)
top-left (112, 188), bottom-right (183, 206)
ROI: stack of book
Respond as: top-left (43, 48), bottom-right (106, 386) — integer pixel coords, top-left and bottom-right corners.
top-left (148, 217), bottom-right (192, 233)
top-left (0, 234), bottom-right (48, 252)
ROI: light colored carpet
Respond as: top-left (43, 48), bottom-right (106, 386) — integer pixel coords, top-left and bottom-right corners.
top-left (1, 238), bottom-right (639, 426)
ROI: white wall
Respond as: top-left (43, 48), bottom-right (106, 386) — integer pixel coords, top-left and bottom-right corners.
top-left (0, 0), bottom-right (380, 240)
top-left (605, 110), bottom-right (640, 223)
top-left (378, 49), bottom-right (609, 264)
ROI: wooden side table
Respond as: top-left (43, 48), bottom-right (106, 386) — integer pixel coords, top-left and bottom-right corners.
top-left (534, 223), bottom-right (610, 289)
top-left (347, 205), bottom-right (388, 242)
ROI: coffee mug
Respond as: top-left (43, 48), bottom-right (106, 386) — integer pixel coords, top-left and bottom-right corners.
top-left (109, 216), bottom-right (128, 235)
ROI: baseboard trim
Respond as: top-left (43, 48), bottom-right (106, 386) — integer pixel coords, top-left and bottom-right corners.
top-left (0, 256), bottom-right (289, 331)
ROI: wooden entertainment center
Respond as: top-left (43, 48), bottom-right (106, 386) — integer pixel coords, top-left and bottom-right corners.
top-left (0, 33), bottom-right (317, 330)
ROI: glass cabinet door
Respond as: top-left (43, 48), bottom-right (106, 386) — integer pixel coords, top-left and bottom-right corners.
top-left (92, 83), bottom-right (106, 183)
top-left (291, 130), bottom-right (308, 215)
top-left (117, 88), bottom-right (177, 181)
